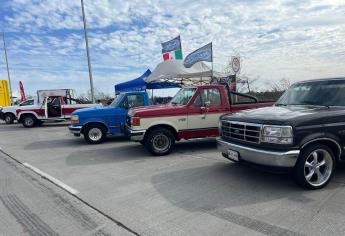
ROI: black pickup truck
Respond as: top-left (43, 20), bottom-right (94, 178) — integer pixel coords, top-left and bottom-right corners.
top-left (218, 78), bottom-right (345, 189)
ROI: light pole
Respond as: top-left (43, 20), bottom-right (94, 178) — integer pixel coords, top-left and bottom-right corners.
top-left (80, 0), bottom-right (95, 103)
top-left (2, 32), bottom-right (13, 105)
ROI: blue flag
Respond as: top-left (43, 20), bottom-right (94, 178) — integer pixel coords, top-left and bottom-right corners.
top-left (183, 42), bottom-right (212, 68)
top-left (161, 36), bottom-right (181, 53)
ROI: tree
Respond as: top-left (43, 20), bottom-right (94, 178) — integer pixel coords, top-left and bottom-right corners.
top-left (237, 75), bottom-right (258, 93)
top-left (270, 78), bottom-right (292, 92)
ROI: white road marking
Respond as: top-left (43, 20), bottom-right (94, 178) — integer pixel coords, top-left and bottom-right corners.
top-left (23, 163), bottom-right (79, 195)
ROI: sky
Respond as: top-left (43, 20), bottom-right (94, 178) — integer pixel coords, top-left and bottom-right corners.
top-left (0, 0), bottom-right (345, 98)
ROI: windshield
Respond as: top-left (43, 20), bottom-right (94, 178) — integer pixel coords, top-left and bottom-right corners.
top-left (276, 80), bottom-right (345, 107)
top-left (109, 94), bottom-right (125, 107)
top-left (170, 88), bottom-right (197, 105)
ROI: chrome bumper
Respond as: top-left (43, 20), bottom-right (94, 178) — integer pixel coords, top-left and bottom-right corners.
top-left (68, 125), bottom-right (82, 136)
top-left (127, 127), bottom-right (146, 141)
top-left (217, 139), bottom-right (300, 168)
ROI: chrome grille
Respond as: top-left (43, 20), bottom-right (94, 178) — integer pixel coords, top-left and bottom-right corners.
top-left (221, 121), bottom-right (262, 143)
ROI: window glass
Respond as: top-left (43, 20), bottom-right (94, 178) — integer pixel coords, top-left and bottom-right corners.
top-left (231, 93), bottom-right (257, 104)
top-left (170, 88), bottom-right (196, 105)
top-left (127, 94), bottom-right (144, 108)
top-left (20, 100), bottom-right (34, 106)
top-left (277, 80), bottom-right (345, 106)
top-left (193, 88), bottom-right (221, 106)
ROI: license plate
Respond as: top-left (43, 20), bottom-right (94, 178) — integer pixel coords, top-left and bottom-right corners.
top-left (227, 149), bottom-right (239, 162)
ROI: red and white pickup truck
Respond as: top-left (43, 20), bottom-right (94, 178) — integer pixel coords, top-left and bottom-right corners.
top-left (126, 84), bottom-right (274, 155)
top-left (17, 89), bottom-right (97, 128)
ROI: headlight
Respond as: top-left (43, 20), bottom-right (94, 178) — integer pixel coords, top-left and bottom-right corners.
top-left (262, 125), bottom-right (293, 144)
top-left (131, 117), bottom-right (141, 126)
top-left (70, 115), bottom-right (79, 124)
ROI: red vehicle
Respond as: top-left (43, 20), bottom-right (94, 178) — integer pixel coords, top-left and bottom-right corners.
top-left (17, 89), bottom-right (97, 128)
top-left (126, 84), bottom-right (274, 155)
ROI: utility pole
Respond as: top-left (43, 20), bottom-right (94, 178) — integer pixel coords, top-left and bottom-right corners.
top-left (80, 0), bottom-right (95, 103)
top-left (2, 32), bottom-right (13, 105)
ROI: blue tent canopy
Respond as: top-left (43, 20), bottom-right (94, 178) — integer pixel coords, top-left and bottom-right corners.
top-left (115, 69), bottom-right (180, 95)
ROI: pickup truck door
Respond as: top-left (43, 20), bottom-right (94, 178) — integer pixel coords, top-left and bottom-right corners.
top-left (187, 88), bottom-right (226, 138)
top-left (108, 94), bottom-right (146, 135)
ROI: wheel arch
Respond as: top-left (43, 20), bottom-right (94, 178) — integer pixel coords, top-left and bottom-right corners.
top-left (81, 121), bottom-right (108, 134)
top-left (301, 138), bottom-right (342, 161)
top-left (18, 111), bottom-right (39, 122)
top-left (144, 124), bottom-right (179, 141)
top-left (4, 112), bottom-right (16, 119)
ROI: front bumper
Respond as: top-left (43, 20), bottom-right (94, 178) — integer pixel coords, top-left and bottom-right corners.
top-left (0, 111), bottom-right (4, 121)
top-left (217, 139), bottom-right (300, 168)
top-left (68, 125), bottom-right (82, 136)
top-left (126, 126), bottom-right (146, 141)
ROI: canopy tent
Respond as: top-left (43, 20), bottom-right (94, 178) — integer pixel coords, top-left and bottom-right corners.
top-left (145, 60), bottom-right (226, 85)
top-left (115, 69), bottom-right (180, 95)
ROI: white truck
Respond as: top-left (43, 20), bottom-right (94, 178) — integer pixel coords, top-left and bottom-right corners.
top-left (0, 99), bottom-right (36, 124)
top-left (16, 89), bottom-right (98, 128)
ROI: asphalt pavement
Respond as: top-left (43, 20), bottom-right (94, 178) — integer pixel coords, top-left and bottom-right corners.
top-left (1, 121), bottom-right (345, 235)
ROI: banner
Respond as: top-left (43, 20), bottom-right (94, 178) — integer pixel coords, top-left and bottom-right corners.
top-left (183, 42), bottom-right (212, 68)
top-left (161, 36), bottom-right (181, 53)
top-left (19, 81), bottom-right (26, 101)
top-left (161, 36), bottom-right (182, 60)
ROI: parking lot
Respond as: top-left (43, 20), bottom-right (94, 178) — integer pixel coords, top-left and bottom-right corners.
top-left (1, 121), bottom-right (345, 235)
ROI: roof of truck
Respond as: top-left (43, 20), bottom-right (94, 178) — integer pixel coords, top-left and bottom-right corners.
top-left (295, 77), bottom-right (345, 84)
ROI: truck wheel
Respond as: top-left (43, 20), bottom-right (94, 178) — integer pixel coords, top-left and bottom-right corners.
top-left (294, 144), bottom-right (335, 190)
top-left (84, 124), bottom-right (106, 144)
top-left (22, 115), bottom-right (36, 128)
top-left (4, 113), bottom-right (15, 124)
top-left (145, 128), bottom-right (175, 156)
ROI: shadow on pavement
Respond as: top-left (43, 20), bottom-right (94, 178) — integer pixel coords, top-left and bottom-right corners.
top-left (24, 136), bottom-right (129, 150)
top-left (65, 144), bottom-right (155, 166)
top-left (65, 139), bottom-right (218, 166)
top-left (151, 162), bottom-right (342, 212)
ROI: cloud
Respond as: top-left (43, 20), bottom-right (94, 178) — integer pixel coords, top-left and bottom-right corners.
top-left (1, 0), bottom-right (345, 97)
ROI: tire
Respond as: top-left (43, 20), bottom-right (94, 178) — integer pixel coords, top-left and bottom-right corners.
top-left (83, 124), bottom-right (107, 144)
top-left (144, 128), bottom-right (175, 156)
top-left (22, 115), bottom-right (37, 128)
top-left (4, 113), bottom-right (15, 124)
top-left (294, 144), bottom-right (335, 190)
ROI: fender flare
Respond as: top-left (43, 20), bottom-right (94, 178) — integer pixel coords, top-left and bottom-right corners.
top-left (17, 111), bottom-right (39, 121)
top-left (299, 133), bottom-right (342, 159)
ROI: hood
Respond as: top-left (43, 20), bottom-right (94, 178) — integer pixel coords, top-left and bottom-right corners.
top-left (222, 105), bottom-right (345, 127)
top-left (72, 105), bottom-right (114, 116)
top-left (2, 105), bottom-right (18, 111)
top-left (129, 104), bottom-right (186, 118)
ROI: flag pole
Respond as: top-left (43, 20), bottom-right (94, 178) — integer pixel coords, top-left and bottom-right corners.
top-left (2, 32), bottom-right (13, 105)
top-left (80, 0), bottom-right (95, 103)
top-left (211, 42), bottom-right (214, 78)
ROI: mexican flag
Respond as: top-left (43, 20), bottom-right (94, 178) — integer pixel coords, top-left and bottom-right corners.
top-left (162, 49), bottom-right (182, 61)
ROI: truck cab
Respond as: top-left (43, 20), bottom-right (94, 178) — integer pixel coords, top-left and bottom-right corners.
top-left (0, 98), bottom-right (35, 124)
top-left (17, 89), bottom-right (97, 128)
top-left (69, 91), bottom-right (150, 144)
top-left (218, 77), bottom-right (345, 189)
top-left (126, 84), bottom-right (273, 156)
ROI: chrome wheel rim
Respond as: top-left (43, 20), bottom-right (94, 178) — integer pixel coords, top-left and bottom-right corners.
top-left (304, 149), bottom-right (333, 187)
top-left (25, 117), bottom-right (34, 126)
top-left (88, 128), bottom-right (103, 142)
top-left (152, 134), bottom-right (170, 152)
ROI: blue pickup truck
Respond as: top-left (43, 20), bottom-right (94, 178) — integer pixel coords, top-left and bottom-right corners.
top-left (68, 91), bottom-right (150, 144)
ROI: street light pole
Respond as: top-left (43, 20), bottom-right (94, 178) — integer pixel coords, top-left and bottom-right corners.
top-left (2, 32), bottom-right (13, 105)
top-left (80, 0), bottom-right (95, 103)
